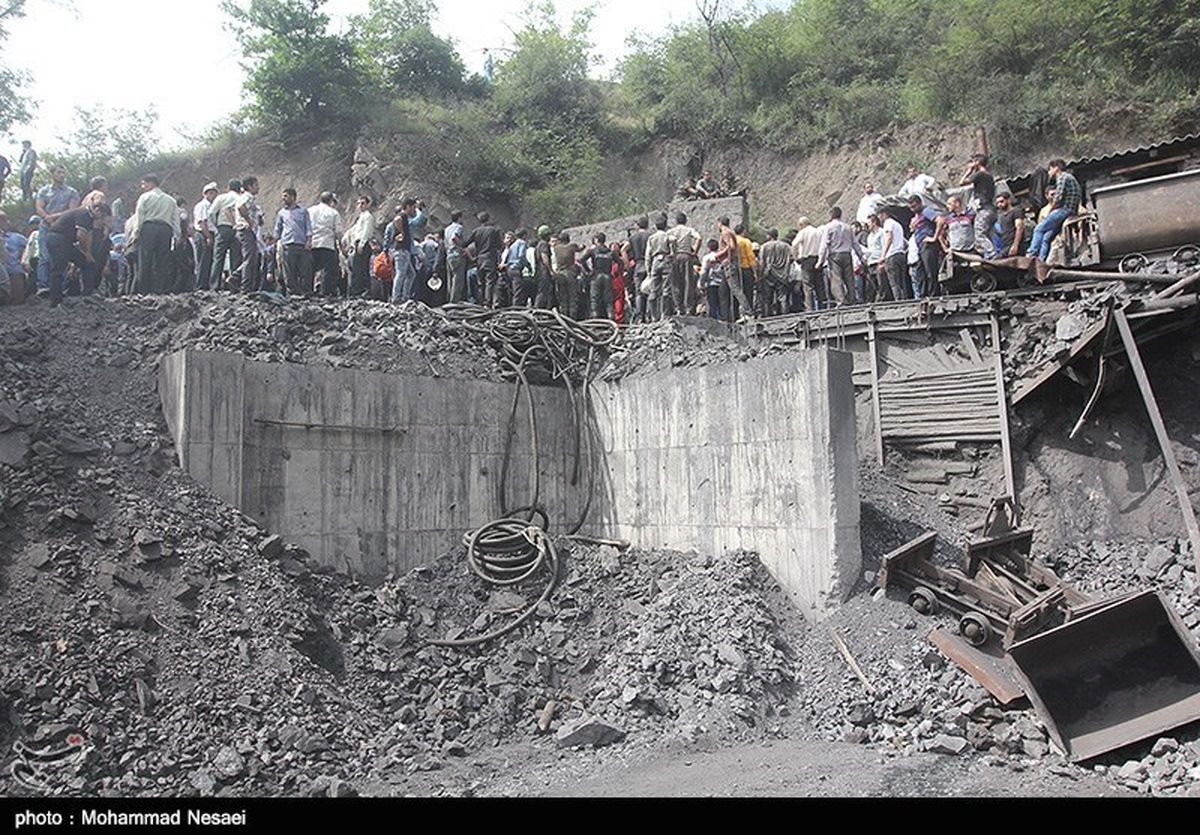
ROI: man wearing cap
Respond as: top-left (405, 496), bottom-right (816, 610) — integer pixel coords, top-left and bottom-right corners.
top-left (308, 191), bottom-right (343, 297)
top-left (193, 183), bottom-right (218, 290)
top-left (130, 173), bottom-right (181, 294)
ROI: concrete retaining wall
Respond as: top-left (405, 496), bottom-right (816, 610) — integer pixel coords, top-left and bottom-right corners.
top-left (589, 351), bottom-right (861, 615)
top-left (160, 346), bottom-right (860, 615)
top-left (562, 196), bottom-right (749, 246)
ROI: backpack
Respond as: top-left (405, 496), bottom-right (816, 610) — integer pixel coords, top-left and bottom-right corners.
top-left (373, 251), bottom-right (394, 282)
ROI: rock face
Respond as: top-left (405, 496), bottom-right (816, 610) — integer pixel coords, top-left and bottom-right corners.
top-left (555, 717), bottom-right (627, 750)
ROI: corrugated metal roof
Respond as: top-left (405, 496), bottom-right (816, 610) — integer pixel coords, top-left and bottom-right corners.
top-left (1067, 133), bottom-right (1200, 169)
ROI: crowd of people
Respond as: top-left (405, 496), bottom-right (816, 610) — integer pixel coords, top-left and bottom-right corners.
top-left (0, 147), bottom-right (1082, 319)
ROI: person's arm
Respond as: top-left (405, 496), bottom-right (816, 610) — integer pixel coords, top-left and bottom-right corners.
top-left (816, 228), bottom-right (829, 269)
top-left (936, 216), bottom-right (950, 253)
top-left (959, 163), bottom-right (976, 187)
top-left (273, 211), bottom-right (284, 242)
top-left (303, 209), bottom-right (312, 249)
top-left (1010, 217), bottom-right (1025, 256)
top-left (35, 193), bottom-right (50, 221)
top-left (882, 227), bottom-right (894, 258)
top-left (77, 225), bottom-right (94, 263)
top-left (237, 198), bottom-right (252, 224)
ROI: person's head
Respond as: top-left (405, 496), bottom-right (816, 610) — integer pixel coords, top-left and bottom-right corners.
top-left (357, 195), bottom-right (371, 211)
top-left (864, 182), bottom-right (875, 194)
top-left (203, 182), bottom-right (218, 199)
top-left (717, 215), bottom-right (730, 229)
top-left (1048, 159), bottom-right (1066, 177)
top-left (538, 224), bottom-right (551, 241)
top-left (996, 192), bottom-right (1011, 211)
top-left (702, 169), bottom-right (712, 180)
top-left (401, 197), bottom-right (417, 216)
top-left (242, 176), bottom-right (259, 194)
top-left (450, 208), bottom-right (462, 223)
top-left (228, 178), bottom-right (242, 193)
top-left (654, 213), bottom-right (668, 231)
top-left (27, 215), bottom-right (40, 231)
top-left (973, 153), bottom-right (989, 169)
top-left (503, 230), bottom-right (514, 245)
top-left (282, 187), bottom-right (297, 207)
top-left (636, 215), bottom-right (648, 230)
top-left (674, 211), bottom-right (687, 226)
top-left (947, 194), bottom-right (962, 212)
top-left (88, 202), bottom-right (112, 220)
top-left (610, 241), bottom-right (621, 255)
top-left (558, 231), bottom-right (571, 244)
top-left (907, 196), bottom-right (923, 212)
top-left (877, 207), bottom-right (892, 222)
top-left (514, 227), bottom-right (527, 241)
top-left (767, 228), bottom-right (779, 240)
top-left (370, 240), bottom-right (381, 253)
top-left (830, 206), bottom-right (842, 220)
top-left (852, 221), bottom-right (863, 234)
top-left (798, 215), bottom-right (810, 228)
top-left (140, 173), bottom-right (161, 192)
top-left (706, 238), bottom-right (719, 252)
top-left (51, 165), bottom-right (66, 185)
top-left (905, 166), bottom-right (918, 179)
top-left (319, 190), bottom-right (335, 206)
top-left (476, 210), bottom-right (490, 223)
top-left (21, 140), bottom-right (30, 149)
top-left (176, 195), bottom-right (187, 208)
top-left (1045, 184), bottom-right (1056, 200)
top-left (594, 231), bottom-right (607, 245)
top-left (868, 214), bottom-right (881, 230)
top-left (89, 176), bottom-right (107, 192)
top-left (733, 223), bottom-right (746, 236)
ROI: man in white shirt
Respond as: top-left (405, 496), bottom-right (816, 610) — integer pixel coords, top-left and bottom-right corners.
top-left (877, 207), bottom-right (909, 301)
top-left (234, 175), bottom-right (260, 291)
top-left (856, 183), bottom-right (883, 226)
top-left (193, 182), bottom-right (217, 290)
top-left (443, 209), bottom-right (466, 303)
top-left (308, 191), bottom-right (343, 296)
top-left (130, 173), bottom-right (181, 295)
top-left (898, 166), bottom-right (939, 202)
top-left (790, 216), bottom-right (825, 311)
top-left (346, 195), bottom-right (376, 297)
top-left (207, 179), bottom-right (242, 289)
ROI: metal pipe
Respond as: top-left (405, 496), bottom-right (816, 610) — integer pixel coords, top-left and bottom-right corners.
top-left (1044, 268), bottom-right (1196, 285)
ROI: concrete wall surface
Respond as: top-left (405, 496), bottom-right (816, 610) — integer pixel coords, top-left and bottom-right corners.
top-left (160, 346), bottom-right (860, 614)
top-left (159, 350), bottom-right (586, 579)
top-left (589, 350), bottom-right (861, 616)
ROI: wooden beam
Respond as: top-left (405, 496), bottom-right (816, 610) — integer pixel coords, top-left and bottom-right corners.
top-left (991, 314), bottom-right (1017, 507)
top-left (1113, 308), bottom-right (1200, 573)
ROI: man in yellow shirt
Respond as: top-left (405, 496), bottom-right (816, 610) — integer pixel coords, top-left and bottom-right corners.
top-left (735, 223), bottom-right (757, 318)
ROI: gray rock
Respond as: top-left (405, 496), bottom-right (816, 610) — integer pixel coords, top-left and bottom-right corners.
top-left (1117, 760), bottom-right (1148, 781)
top-left (927, 734), bottom-right (970, 755)
top-left (1151, 737), bottom-right (1180, 757)
top-left (189, 770), bottom-right (216, 796)
top-left (212, 746), bottom-right (245, 780)
top-left (554, 716), bottom-right (627, 749)
top-left (597, 546), bottom-right (621, 575)
top-left (1055, 312), bottom-right (1088, 342)
top-left (258, 535), bottom-right (285, 559)
top-left (1145, 545), bottom-right (1175, 576)
top-left (847, 703), bottom-right (876, 727)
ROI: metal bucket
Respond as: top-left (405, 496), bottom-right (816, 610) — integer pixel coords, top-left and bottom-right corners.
top-left (1008, 590), bottom-right (1200, 761)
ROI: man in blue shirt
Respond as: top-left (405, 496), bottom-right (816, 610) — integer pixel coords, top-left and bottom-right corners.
top-left (273, 187), bottom-right (313, 295)
top-left (34, 165), bottom-right (80, 294)
top-left (505, 228), bottom-right (531, 307)
top-left (907, 195), bottom-right (943, 299)
top-left (386, 198), bottom-right (420, 303)
top-left (0, 211), bottom-right (28, 282)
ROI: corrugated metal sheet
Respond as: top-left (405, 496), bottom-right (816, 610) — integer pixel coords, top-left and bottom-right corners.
top-left (1068, 133), bottom-right (1200, 170)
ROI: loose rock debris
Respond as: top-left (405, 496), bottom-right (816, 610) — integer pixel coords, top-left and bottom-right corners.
top-left (1, 292), bottom-right (1200, 797)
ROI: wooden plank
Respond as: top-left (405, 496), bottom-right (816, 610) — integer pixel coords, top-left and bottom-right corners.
top-left (959, 327), bottom-right (984, 364)
top-left (928, 627), bottom-right (1026, 705)
top-left (1010, 317), bottom-right (1108, 405)
top-left (868, 318), bottom-right (884, 465)
top-left (1113, 308), bottom-right (1200, 572)
top-left (991, 314), bottom-right (1017, 504)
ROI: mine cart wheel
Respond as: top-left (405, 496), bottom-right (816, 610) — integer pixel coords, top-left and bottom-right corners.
top-left (970, 273), bottom-right (997, 293)
top-left (909, 586), bottom-right (938, 616)
top-left (1172, 245), bottom-right (1200, 267)
top-left (959, 612), bottom-right (993, 647)
top-left (1119, 253), bottom-right (1150, 274)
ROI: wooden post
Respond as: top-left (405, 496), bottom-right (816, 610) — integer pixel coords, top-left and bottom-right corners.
top-left (867, 316), bottom-right (884, 465)
top-left (1113, 308), bottom-right (1200, 572)
top-left (990, 314), bottom-right (1017, 507)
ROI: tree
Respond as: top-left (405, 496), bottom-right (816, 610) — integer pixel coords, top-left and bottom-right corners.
top-left (354, 0), bottom-right (466, 95)
top-left (44, 105), bottom-right (161, 188)
top-left (222, 0), bottom-right (371, 135)
top-left (0, 1), bottom-right (31, 133)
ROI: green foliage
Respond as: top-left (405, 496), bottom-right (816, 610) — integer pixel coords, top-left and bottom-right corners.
top-left (42, 106), bottom-right (162, 190)
top-left (0, 0), bottom-right (30, 133)
top-left (353, 0), bottom-right (467, 96)
top-left (620, 0), bottom-right (1200, 155)
top-left (222, 0), bottom-right (371, 136)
